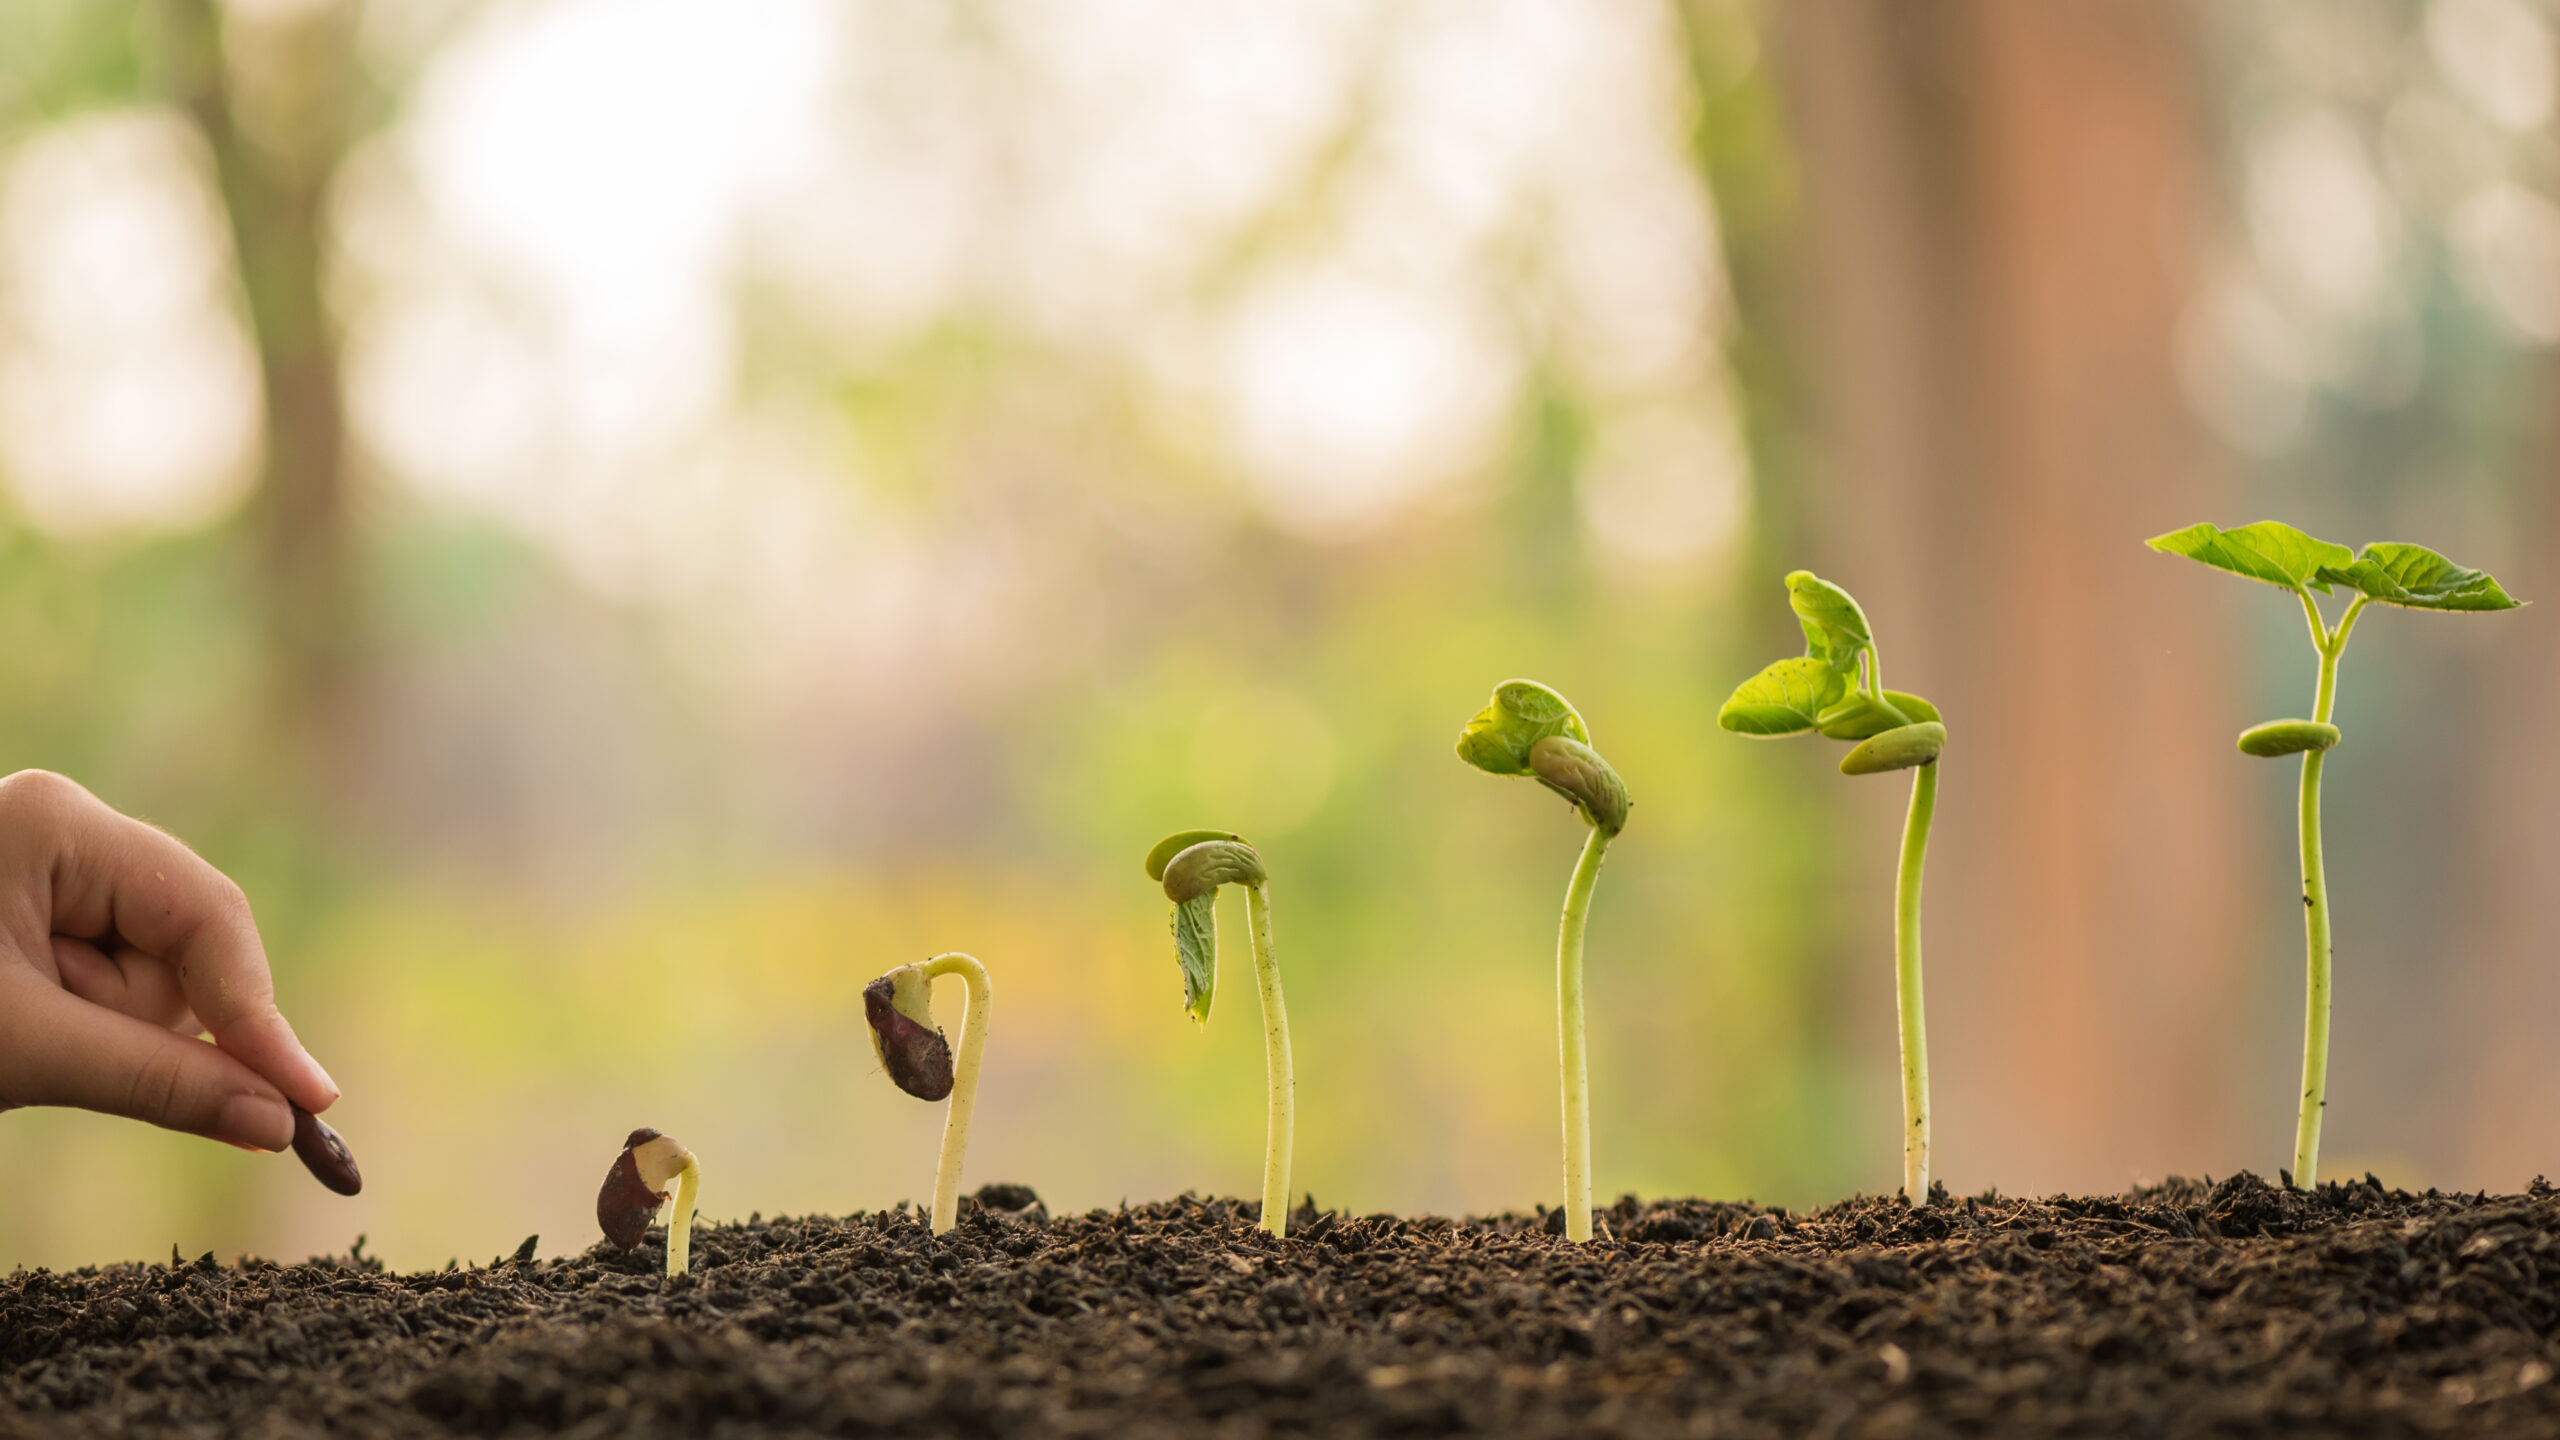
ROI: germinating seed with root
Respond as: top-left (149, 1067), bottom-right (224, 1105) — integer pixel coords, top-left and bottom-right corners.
top-left (861, 955), bottom-right (993, 1236)
top-left (597, 1128), bottom-right (702, 1276)
top-left (289, 1105), bottom-right (362, 1196)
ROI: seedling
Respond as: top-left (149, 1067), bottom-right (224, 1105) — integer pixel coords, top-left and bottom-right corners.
top-left (2148, 521), bottom-right (2521, 1190)
top-left (289, 1104), bottom-right (361, 1196)
top-left (864, 953), bottom-right (993, 1234)
top-left (1720, 571), bottom-right (1945, 1206)
top-left (597, 1128), bottom-right (701, 1276)
top-left (1452, 680), bottom-right (1630, 1243)
top-left (1140, 830), bottom-right (1294, 1238)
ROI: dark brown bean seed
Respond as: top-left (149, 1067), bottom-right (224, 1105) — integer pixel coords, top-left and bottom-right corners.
top-left (290, 1105), bottom-right (362, 1196)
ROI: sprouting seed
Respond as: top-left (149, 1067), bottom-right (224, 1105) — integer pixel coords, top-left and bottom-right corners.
top-left (597, 1128), bottom-right (702, 1276)
top-left (863, 954), bottom-right (993, 1235)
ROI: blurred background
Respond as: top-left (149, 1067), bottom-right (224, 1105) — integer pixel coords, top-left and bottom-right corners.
top-left (0, 0), bottom-right (2553, 1271)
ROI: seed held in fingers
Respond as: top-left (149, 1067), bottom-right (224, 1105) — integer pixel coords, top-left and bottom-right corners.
top-left (290, 1105), bottom-right (362, 1196)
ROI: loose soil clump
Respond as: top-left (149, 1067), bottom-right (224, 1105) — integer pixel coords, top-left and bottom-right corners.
top-left (5, 1172), bottom-right (2558, 1437)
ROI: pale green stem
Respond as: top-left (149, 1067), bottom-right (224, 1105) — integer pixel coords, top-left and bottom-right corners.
top-left (664, 1157), bottom-right (700, 1277)
top-left (1556, 827), bottom-right (1610, 1243)
top-left (1896, 761), bottom-right (1936, 1206)
top-left (2289, 593), bottom-right (2363, 1191)
top-left (1245, 884), bottom-right (1294, 1238)
top-left (920, 951), bottom-right (992, 1234)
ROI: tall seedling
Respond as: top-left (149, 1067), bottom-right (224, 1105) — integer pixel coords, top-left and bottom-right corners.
top-left (1454, 680), bottom-right (1631, 1243)
top-left (1720, 572), bottom-right (1946, 1206)
top-left (2148, 521), bottom-right (2521, 1189)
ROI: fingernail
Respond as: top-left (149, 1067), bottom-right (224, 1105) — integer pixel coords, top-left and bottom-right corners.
top-left (310, 1057), bottom-right (341, 1107)
top-left (215, 1094), bottom-right (294, 1153)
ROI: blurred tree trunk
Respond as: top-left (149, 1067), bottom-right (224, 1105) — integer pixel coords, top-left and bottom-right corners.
top-left (2459, 379), bottom-right (2560, 1189)
top-left (1772, 0), bottom-right (2256, 1194)
top-left (161, 0), bottom-right (361, 812)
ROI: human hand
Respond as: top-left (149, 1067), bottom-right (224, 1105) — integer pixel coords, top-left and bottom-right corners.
top-left (0, 770), bottom-right (338, 1151)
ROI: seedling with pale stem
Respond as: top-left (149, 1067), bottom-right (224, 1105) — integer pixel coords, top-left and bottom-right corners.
top-left (597, 1128), bottom-right (701, 1276)
top-left (1720, 571), bottom-right (1946, 1207)
top-left (864, 952), bottom-right (993, 1234)
top-left (1452, 680), bottom-right (1630, 1244)
top-left (2148, 521), bottom-right (2521, 1190)
top-left (1141, 830), bottom-right (1294, 1237)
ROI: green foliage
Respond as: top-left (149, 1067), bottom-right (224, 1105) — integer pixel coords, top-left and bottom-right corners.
top-left (2146, 522), bottom-right (2521, 611)
top-left (1146, 833), bottom-right (1267, 1025)
top-left (1718, 657), bottom-right (1846, 738)
top-left (1453, 679), bottom-right (1591, 776)
top-left (1720, 570), bottom-right (1941, 767)
top-left (2144, 521), bottom-right (2356, 591)
top-left (2317, 542), bottom-right (2522, 612)
top-left (1170, 892), bottom-right (1218, 1024)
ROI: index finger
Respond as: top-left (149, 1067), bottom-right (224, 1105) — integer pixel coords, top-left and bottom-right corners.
top-left (0, 771), bottom-right (339, 1113)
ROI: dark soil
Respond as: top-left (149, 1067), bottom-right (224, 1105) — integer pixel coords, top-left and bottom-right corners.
top-left (5, 1172), bottom-right (2559, 1438)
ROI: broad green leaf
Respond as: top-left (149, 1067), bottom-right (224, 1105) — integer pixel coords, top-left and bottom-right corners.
top-left (2315, 542), bottom-right (2523, 612)
top-left (1785, 570), bottom-right (1872, 671)
top-left (2146, 520), bottom-right (2352, 592)
top-left (1454, 678), bottom-right (1591, 776)
top-left (1170, 893), bottom-right (1217, 1024)
top-left (1718, 656), bottom-right (1848, 737)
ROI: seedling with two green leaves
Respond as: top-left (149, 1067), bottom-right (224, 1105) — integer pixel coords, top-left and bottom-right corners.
top-left (1720, 572), bottom-right (1945, 1207)
top-left (1140, 830), bottom-right (1294, 1237)
top-left (2148, 521), bottom-right (2521, 1190)
top-left (1453, 680), bottom-right (1630, 1244)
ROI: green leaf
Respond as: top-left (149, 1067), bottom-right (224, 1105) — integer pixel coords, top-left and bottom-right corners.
top-left (2146, 521), bottom-right (2353, 592)
top-left (1454, 679), bottom-right (1591, 776)
top-left (1169, 893), bottom-right (1217, 1024)
top-left (1815, 689), bottom-right (1940, 741)
top-left (1718, 656), bottom-right (1848, 737)
top-left (2315, 542), bottom-right (2523, 612)
top-left (1785, 570), bottom-right (1872, 671)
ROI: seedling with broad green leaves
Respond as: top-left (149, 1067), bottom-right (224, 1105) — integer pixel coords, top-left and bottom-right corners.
top-left (2148, 521), bottom-right (2521, 1190)
top-left (1720, 571), bottom-right (1945, 1207)
top-left (1141, 830), bottom-right (1295, 1237)
top-left (597, 1128), bottom-right (702, 1275)
top-left (1453, 680), bottom-right (1630, 1243)
top-left (864, 953), bottom-right (994, 1233)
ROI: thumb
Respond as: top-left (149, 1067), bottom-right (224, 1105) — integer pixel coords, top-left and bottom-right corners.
top-left (0, 975), bottom-right (294, 1150)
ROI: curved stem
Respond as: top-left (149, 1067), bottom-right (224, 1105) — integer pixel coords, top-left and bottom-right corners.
top-left (1245, 884), bottom-right (1294, 1237)
top-left (1556, 827), bottom-right (1610, 1242)
top-left (919, 951), bottom-right (992, 1234)
top-left (664, 1157), bottom-right (701, 1277)
top-left (1896, 761), bottom-right (1936, 1206)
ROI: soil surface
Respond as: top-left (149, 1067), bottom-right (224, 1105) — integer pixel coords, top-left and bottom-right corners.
top-left (4, 1172), bottom-right (2559, 1438)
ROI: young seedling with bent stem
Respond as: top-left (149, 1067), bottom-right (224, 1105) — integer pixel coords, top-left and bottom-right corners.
top-left (597, 1128), bottom-right (702, 1275)
top-left (2148, 521), bottom-right (2521, 1190)
top-left (1720, 571), bottom-right (1946, 1207)
top-left (1141, 830), bottom-right (1294, 1237)
top-left (864, 953), bottom-right (993, 1234)
top-left (1452, 681), bottom-right (1630, 1244)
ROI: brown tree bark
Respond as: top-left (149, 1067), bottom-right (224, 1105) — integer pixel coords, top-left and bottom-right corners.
top-left (1774, 0), bottom-right (2255, 1195)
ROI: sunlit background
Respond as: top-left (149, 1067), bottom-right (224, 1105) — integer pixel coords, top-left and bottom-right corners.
top-left (0, 0), bottom-right (2554, 1271)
